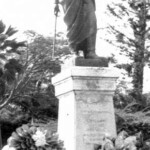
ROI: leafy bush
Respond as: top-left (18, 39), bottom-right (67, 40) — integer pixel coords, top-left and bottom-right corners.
top-left (2, 124), bottom-right (64, 150)
top-left (96, 130), bottom-right (144, 150)
top-left (115, 93), bottom-right (150, 141)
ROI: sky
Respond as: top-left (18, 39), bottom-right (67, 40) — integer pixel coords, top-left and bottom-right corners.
top-left (0, 0), bottom-right (113, 56)
top-left (0, 0), bottom-right (58, 35)
top-left (0, 0), bottom-right (109, 35)
top-left (0, 0), bottom-right (116, 60)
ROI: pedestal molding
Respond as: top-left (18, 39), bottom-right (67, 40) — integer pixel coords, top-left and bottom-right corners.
top-left (52, 66), bottom-right (118, 150)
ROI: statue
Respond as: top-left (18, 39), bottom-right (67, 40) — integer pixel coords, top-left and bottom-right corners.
top-left (54, 0), bottom-right (99, 59)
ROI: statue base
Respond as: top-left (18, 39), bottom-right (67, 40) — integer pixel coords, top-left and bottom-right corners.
top-left (52, 58), bottom-right (118, 150)
top-left (62, 56), bottom-right (109, 69)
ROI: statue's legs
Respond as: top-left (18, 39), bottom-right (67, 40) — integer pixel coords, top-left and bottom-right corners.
top-left (72, 10), bottom-right (98, 59)
top-left (84, 32), bottom-right (99, 59)
top-left (74, 33), bottom-right (99, 59)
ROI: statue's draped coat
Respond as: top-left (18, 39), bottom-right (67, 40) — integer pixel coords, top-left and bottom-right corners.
top-left (60, 0), bottom-right (97, 51)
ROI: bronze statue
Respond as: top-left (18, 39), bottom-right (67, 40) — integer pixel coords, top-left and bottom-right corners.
top-left (54, 0), bottom-right (98, 59)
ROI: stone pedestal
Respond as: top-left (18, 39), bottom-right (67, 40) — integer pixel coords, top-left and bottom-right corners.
top-left (52, 66), bottom-right (118, 150)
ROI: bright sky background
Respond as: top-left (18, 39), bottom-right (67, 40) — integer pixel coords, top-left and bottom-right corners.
top-left (0, 0), bottom-right (109, 35)
top-left (0, 0), bottom-right (113, 56)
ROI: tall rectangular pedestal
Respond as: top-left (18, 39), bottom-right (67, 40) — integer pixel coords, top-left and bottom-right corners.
top-left (52, 67), bottom-right (118, 150)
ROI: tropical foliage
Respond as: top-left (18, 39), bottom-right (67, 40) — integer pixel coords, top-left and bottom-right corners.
top-left (0, 20), bottom-right (26, 108)
top-left (2, 124), bottom-right (64, 150)
top-left (0, 27), bottom-right (71, 147)
top-left (104, 0), bottom-right (150, 101)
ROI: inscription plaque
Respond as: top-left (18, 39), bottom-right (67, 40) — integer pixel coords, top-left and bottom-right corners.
top-left (79, 101), bottom-right (115, 144)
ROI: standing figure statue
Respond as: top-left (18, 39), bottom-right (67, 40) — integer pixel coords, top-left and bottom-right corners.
top-left (54, 0), bottom-right (99, 59)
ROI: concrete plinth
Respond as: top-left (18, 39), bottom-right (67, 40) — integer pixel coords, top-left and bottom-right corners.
top-left (52, 67), bottom-right (118, 150)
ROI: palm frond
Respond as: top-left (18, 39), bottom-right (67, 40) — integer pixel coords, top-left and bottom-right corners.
top-left (0, 54), bottom-right (6, 60)
top-left (5, 26), bottom-right (18, 37)
top-left (0, 20), bottom-right (6, 34)
top-left (0, 34), bottom-right (7, 43)
top-left (5, 59), bottom-right (23, 74)
top-left (1, 40), bottom-right (26, 52)
top-left (3, 69), bottom-right (16, 83)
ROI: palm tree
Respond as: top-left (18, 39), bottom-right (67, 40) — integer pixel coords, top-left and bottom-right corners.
top-left (0, 20), bottom-right (26, 149)
top-left (0, 20), bottom-right (26, 107)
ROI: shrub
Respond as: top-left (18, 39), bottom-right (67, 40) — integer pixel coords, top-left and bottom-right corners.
top-left (2, 124), bottom-right (64, 150)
